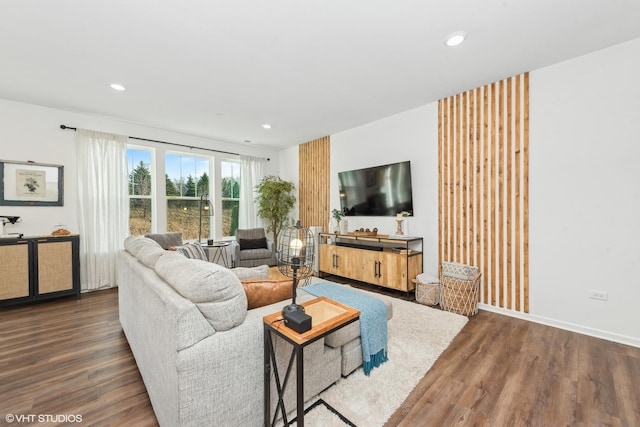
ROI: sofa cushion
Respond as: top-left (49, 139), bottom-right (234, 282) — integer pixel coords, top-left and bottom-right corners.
top-left (124, 235), bottom-right (162, 257)
top-left (241, 279), bottom-right (293, 309)
top-left (237, 248), bottom-right (274, 261)
top-left (172, 242), bottom-right (208, 261)
top-left (231, 265), bottom-right (270, 281)
top-left (154, 252), bottom-right (247, 331)
top-left (137, 244), bottom-right (166, 269)
top-left (239, 237), bottom-right (268, 250)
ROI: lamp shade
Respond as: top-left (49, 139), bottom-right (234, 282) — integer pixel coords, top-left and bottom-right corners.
top-left (277, 221), bottom-right (314, 282)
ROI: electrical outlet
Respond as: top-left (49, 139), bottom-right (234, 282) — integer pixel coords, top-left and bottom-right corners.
top-left (588, 290), bottom-right (608, 301)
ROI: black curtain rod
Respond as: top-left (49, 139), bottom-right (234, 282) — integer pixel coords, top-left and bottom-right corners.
top-left (60, 124), bottom-right (270, 160)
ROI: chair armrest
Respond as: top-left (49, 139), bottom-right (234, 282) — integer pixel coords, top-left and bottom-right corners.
top-left (230, 240), bottom-right (241, 262)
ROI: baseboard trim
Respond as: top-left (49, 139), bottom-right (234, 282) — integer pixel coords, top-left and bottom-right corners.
top-left (477, 303), bottom-right (640, 349)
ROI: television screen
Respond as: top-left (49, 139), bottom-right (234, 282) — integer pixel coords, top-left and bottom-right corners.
top-left (338, 161), bottom-right (414, 217)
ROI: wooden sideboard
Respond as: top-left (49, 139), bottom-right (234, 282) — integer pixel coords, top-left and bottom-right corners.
top-left (0, 235), bottom-right (80, 306)
top-left (318, 233), bottom-right (423, 297)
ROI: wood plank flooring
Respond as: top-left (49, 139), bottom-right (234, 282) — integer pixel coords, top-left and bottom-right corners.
top-left (385, 309), bottom-right (640, 427)
top-left (1, 288), bottom-right (639, 427)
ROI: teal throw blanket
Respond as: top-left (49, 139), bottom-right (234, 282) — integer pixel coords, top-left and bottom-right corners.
top-left (304, 282), bottom-right (388, 375)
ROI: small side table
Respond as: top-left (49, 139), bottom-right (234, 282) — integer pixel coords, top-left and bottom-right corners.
top-left (201, 241), bottom-right (230, 267)
top-left (263, 297), bottom-right (360, 427)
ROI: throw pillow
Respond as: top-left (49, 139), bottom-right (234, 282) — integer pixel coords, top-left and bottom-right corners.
top-left (239, 237), bottom-right (268, 250)
top-left (231, 265), bottom-right (270, 281)
top-left (241, 279), bottom-right (293, 309)
top-left (154, 252), bottom-right (247, 330)
top-left (173, 243), bottom-right (208, 261)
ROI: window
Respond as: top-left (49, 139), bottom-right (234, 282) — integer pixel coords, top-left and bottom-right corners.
top-left (221, 160), bottom-right (240, 237)
top-left (127, 147), bottom-right (153, 235)
top-left (166, 153), bottom-right (210, 241)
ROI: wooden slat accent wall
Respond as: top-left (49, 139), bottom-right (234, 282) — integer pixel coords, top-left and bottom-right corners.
top-left (438, 73), bottom-right (529, 313)
top-left (298, 136), bottom-right (330, 230)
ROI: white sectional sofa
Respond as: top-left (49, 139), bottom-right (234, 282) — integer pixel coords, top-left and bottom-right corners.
top-left (117, 236), bottom-right (392, 427)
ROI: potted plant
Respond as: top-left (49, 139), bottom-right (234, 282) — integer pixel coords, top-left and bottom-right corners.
top-left (331, 208), bottom-right (343, 234)
top-left (255, 175), bottom-right (296, 248)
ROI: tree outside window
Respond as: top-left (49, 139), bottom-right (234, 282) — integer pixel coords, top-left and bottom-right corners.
top-left (166, 153), bottom-right (210, 241)
top-left (127, 148), bottom-right (153, 235)
top-left (221, 160), bottom-right (240, 237)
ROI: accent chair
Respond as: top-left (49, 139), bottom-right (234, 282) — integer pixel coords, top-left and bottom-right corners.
top-left (231, 228), bottom-right (277, 267)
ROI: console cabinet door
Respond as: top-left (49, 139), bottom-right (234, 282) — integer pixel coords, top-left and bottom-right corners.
top-left (36, 239), bottom-right (74, 294)
top-left (358, 251), bottom-right (423, 292)
top-left (319, 244), bottom-right (357, 279)
top-left (319, 244), bottom-right (340, 275)
top-left (0, 241), bottom-right (30, 301)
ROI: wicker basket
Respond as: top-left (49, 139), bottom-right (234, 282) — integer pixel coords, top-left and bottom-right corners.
top-left (439, 268), bottom-right (481, 317)
top-left (413, 279), bottom-right (440, 306)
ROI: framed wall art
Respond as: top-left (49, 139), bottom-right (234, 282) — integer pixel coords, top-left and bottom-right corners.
top-left (0, 160), bottom-right (64, 206)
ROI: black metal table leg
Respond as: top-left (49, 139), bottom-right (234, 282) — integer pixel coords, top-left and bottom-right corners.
top-left (264, 326), bottom-right (271, 427)
top-left (296, 345), bottom-right (304, 426)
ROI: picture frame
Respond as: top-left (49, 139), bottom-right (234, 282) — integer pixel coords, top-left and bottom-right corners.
top-left (0, 160), bottom-right (64, 206)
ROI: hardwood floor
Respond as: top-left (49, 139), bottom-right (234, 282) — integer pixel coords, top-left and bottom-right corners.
top-left (1, 289), bottom-right (639, 427)
top-left (386, 309), bottom-right (640, 427)
top-left (0, 289), bottom-right (157, 427)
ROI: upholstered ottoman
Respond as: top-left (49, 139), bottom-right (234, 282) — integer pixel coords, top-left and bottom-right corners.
top-left (322, 300), bottom-right (393, 376)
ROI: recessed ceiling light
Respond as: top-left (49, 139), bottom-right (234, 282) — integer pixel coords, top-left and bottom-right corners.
top-left (445, 31), bottom-right (467, 47)
top-left (262, 124), bottom-right (272, 129)
top-left (110, 83), bottom-right (126, 91)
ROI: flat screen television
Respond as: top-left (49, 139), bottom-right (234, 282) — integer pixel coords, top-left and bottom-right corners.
top-left (338, 161), bottom-right (414, 217)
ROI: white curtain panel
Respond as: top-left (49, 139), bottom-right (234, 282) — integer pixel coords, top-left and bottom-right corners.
top-left (76, 129), bottom-right (129, 290)
top-left (238, 155), bottom-right (266, 229)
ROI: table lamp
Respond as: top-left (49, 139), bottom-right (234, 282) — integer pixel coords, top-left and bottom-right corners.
top-left (277, 220), bottom-right (314, 332)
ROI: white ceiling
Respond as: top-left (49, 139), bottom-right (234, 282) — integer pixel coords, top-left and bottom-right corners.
top-left (2, 1), bottom-right (640, 149)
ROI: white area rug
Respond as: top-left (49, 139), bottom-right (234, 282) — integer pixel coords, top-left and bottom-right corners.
top-left (302, 288), bottom-right (469, 427)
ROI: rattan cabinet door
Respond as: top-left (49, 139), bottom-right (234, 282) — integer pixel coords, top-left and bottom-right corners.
top-left (36, 240), bottom-right (74, 294)
top-left (0, 241), bottom-right (30, 300)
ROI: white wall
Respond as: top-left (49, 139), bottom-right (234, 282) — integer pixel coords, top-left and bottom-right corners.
top-left (276, 145), bottom-right (300, 222)
top-left (528, 37), bottom-right (640, 345)
top-left (0, 98), bottom-right (279, 238)
top-left (331, 104), bottom-right (440, 275)
top-left (280, 37), bottom-right (640, 347)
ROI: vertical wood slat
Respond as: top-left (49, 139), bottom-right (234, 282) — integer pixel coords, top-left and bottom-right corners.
top-left (438, 73), bottom-right (529, 313)
top-left (438, 101), bottom-right (443, 268)
top-left (298, 136), bottom-right (330, 232)
top-left (498, 79), bottom-right (504, 309)
top-left (523, 73), bottom-right (530, 313)
top-left (462, 92), bottom-right (468, 265)
top-left (482, 86), bottom-right (489, 304)
top-left (490, 82), bottom-right (497, 306)
top-left (515, 76), bottom-right (522, 312)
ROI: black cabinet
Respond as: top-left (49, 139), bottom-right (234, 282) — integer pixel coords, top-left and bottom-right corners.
top-left (0, 235), bottom-right (80, 306)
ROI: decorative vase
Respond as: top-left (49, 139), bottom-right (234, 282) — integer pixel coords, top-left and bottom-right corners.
top-left (339, 219), bottom-right (348, 235)
top-left (396, 219), bottom-right (404, 235)
top-left (402, 218), bottom-right (409, 236)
